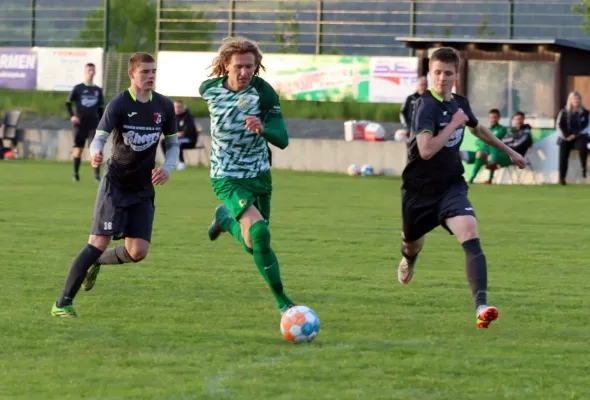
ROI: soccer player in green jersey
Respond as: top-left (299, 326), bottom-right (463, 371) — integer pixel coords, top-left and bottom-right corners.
top-left (463, 109), bottom-right (507, 184)
top-left (200, 37), bottom-right (296, 314)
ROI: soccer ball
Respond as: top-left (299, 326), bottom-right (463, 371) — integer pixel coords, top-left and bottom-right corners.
top-left (280, 305), bottom-right (320, 344)
top-left (361, 164), bottom-right (374, 176)
top-left (347, 164), bottom-right (361, 176)
top-left (394, 129), bottom-right (409, 142)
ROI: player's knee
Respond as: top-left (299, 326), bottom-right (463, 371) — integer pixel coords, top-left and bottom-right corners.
top-left (476, 151), bottom-right (487, 159)
top-left (456, 225), bottom-right (478, 243)
top-left (88, 235), bottom-right (110, 251)
top-left (249, 220), bottom-right (271, 251)
top-left (125, 238), bottom-right (151, 262)
top-left (241, 224), bottom-right (253, 249)
top-left (127, 247), bottom-right (147, 262)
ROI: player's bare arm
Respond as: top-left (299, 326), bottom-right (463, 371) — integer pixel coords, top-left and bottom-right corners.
top-left (417, 110), bottom-right (468, 160)
top-left (469, 124), bottom-right (525, 168)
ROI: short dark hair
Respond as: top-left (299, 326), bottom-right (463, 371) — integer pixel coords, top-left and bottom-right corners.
top-left (513, 111), bottom-right (525, 118)
top-left (429, 47), bottom-right (460, 71)
top-left (488, 108), bottom-right (501, 116)
top-left (174, 99), bottom-right (184, 104)
top-left (128, 52), bottom-right (155, 72)
top-left (85, 63), bottom-right (95, 69)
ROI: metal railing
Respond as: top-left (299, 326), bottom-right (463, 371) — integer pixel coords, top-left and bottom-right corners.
top-left (0, 0), bottom-right (107, 48)
top-left (0, 1), bottom-right (588, 56)
top-left (157, 0), bottom-right (589, 55)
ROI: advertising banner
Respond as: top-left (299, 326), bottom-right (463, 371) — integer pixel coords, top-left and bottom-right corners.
top-left (369, 57), bottom-right (419, 103)
top-left (155, 51), bottom-right (214, 98)
top-left (0, 48), bottom-right (37, 90)
top-left (35, 47), bottom-right (104, 91)
top-left (156, 51), bottom-right (420, 104)
top-left (260, 55), bottom-right (370, 102)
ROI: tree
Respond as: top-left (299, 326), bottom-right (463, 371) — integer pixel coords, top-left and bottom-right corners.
top-left (79, 0), bottom-right (214, 52)
top-left (572, 1), bottom-right (590, 33)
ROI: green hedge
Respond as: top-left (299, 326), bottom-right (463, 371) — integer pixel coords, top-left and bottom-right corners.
top-left (0, 90), bottom-right (400, 122)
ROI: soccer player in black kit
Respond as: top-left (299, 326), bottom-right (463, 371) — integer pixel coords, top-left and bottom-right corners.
top-left (51, 53), bottom-right (180, 317)
top-left (66, 63), bottom-right (105, 183)
top-left (397, 47), bottom-right (526, 329)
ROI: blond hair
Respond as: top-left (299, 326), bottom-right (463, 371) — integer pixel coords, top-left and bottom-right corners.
top-left (209, 36), bottom-right (265, 77)
top-left (565, 91), bottom-right (584, 114)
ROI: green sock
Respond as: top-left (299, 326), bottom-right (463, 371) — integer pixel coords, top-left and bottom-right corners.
top-left (470, 157), bottom-right (485, 183)
top-left (221, 216), bottom-right (253, 254)
top-left (249, 220), bottom-right (293, 310)
top-left (489, 169), bottom-right (495, 182)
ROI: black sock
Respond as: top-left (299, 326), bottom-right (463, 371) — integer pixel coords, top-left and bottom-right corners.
top-left (96, 244), bottom-right (137, 265)
top-left (94, 165), bottom-right (100, 179)
top-left (58, 244), bottom-right (103, 306)
top-left (73, 157), bottom-right (81, 175)
top-left (179, 150), bottom-right (185, 163)
top-left (400, 243), bottom-right (419, 263)
top-left (462, 238), bottom-right (487, 310)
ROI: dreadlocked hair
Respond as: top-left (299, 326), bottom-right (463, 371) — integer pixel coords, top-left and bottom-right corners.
top-left (209, 36), bottom-right (265, 77)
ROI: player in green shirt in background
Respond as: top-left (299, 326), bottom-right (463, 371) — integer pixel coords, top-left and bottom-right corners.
top-left (200, 37), bottom-right (296, 314)
top-left (463, 108), bottom-right (507, 184)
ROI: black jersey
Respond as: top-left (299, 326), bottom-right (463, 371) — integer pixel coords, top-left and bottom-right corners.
top-left (503, 124), bottom-right (533, 156)
top-left (176, 108), bottom-right (198, 142)
top-left (402, 89), bottom-right (479, 192)
top-left (67, 83), bottom-right (104, 127)
top-left (400, 92), bottom-right (422, 129)
top-left (96, 89), bottom-right (177, 193)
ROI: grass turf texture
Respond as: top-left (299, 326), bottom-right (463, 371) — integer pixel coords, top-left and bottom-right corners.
top-left (0, 89), bottom-right (401, 122)
top-left (1, 160), bottom-right (589, 399)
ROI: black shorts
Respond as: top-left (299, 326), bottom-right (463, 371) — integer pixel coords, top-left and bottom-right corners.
top-left (401, 180), bottom-right (475, 242)
top-left (73, 125), bottom-right (96, 148)
top-left (90, 177), bottom-right (155, 242)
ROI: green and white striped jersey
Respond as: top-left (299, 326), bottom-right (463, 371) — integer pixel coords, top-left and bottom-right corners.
top-left (199, 76), bottom-right (289, 179)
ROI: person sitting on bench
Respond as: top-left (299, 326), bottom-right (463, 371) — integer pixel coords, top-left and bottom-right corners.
top-left (161, 99), bottom-right (201, 170)
top-left (485, 111), bottom-right (533, 182)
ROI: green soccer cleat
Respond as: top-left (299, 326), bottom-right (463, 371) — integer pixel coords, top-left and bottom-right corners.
top-left (207, 205), bottom-right (231, 241)
top-left (51, 302), bottom-right (77, 317)
top-left (82, 263), bottom-right (101, 291)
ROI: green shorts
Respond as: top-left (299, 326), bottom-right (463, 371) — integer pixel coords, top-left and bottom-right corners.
top-left (489, 148), bottom-right (512, 167)
top-left (476, 143), bottom-right (491, 154)
top-left (464, 147), bottom-right (491, 164)
top-left (211, 171), bottom-right (272, 221)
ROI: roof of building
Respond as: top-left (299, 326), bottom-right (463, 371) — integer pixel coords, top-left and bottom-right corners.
top-left (395, 37), bottom-right (590, 53)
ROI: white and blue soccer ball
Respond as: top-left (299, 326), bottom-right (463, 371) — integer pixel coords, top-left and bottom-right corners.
top-left (361, 164), bottom-right (374, 176)
top-left (347, 164), bottom-right (361, 176)
top-left (280, 305), bottom-right (320, 344)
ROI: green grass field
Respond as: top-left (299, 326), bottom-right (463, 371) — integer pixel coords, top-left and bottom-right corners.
top-left (1, 161), bottom-right (589, 399)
